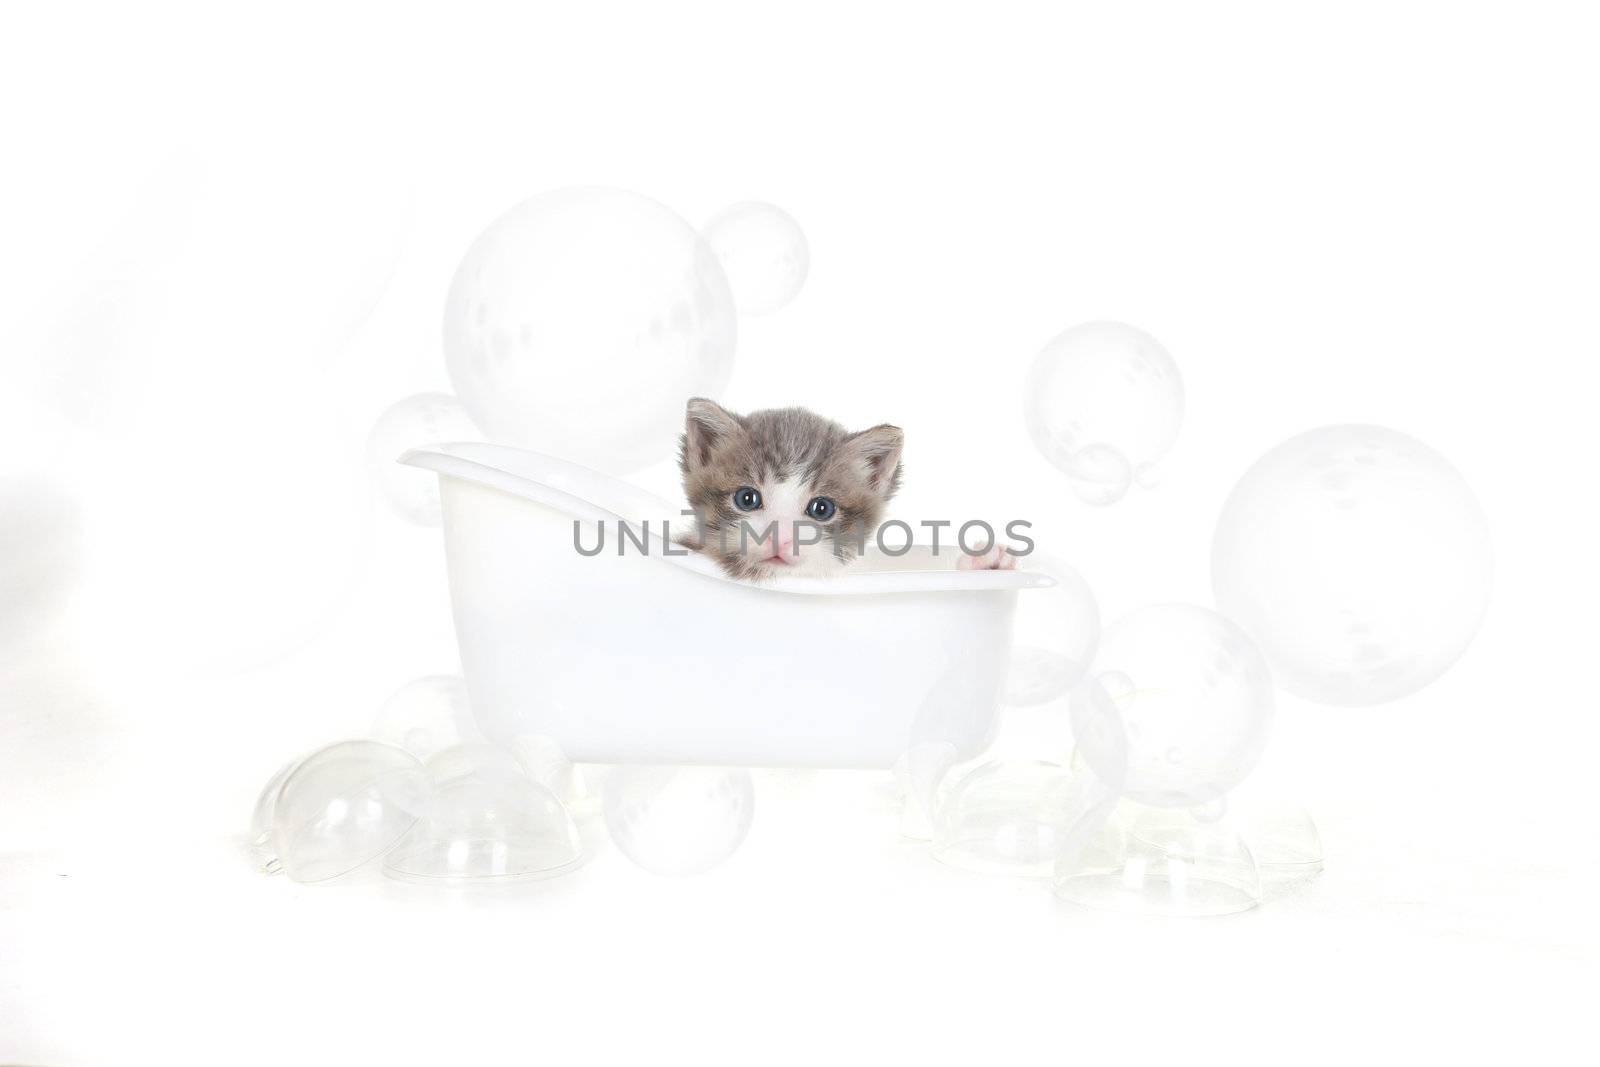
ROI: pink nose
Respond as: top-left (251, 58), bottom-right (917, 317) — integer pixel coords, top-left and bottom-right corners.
top-left (773, 530), bottom-right (795, 559)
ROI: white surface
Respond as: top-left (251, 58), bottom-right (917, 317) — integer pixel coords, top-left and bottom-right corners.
top-left (2, 2), bottom-right (1597, 1064)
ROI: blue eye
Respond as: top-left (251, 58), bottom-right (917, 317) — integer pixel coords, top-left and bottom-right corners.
top-left (733, 486), bottom-right (762, 511)
top-left (806, 496), bottom-right (837, 521)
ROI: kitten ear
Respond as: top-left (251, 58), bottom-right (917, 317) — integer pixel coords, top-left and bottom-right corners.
top-left (683, 397), bottom-right (741, 468)
top-left (840, 424), bottom-right (904, 495)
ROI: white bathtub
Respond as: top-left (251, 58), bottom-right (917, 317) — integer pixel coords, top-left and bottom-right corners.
top-left (403, 443), bottom-right (1052, 769)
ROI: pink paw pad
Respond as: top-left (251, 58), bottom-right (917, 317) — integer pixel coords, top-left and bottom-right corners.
top-left (957, 545), bottom-right (1016, 571)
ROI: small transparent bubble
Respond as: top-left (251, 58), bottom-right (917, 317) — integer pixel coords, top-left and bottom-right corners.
top-left (1065, 444), bottom-right (1133, 507)
top-left (371, 675), bottom-right (473, 762)
top-left (1069, 605), bottom-right (1274, 809)
top-left (603, 766), bottom-right (754, 877)
top-left (365, 394), bottom-right (481, 526)
top-left (702, 201), bottom-right (810, 316)
top-left (1025, 321), bottom-right (1184, 493)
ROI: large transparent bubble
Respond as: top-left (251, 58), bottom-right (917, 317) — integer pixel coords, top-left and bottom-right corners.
top-left (1069, 604), bottom-right (1274, 808)
top-left (603, 766), bottom-right (754, 877)
top-left (1062, 444), bottom-right (1134, 507)
top-left (443, 187), bottom-right (737, 475)
top-left (1212, 425), bottom-right (1491, 707)
top-left (1024, 322), bottom-right (1183, 503)
top-left (364, 394), bottom-right (481, 526)
top-left (701, 201), bottom-right (809, 316)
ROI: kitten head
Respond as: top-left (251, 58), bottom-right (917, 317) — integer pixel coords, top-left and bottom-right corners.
top-left (679, 398), bottom-right (903, 580)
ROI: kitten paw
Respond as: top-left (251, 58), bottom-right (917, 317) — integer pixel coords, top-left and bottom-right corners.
top-left (957, 544), bottom-right (1017, 571)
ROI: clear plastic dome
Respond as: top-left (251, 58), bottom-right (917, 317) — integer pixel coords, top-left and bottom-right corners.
top-left (1053, 801), bottom-right (1262, 916)
top-left (383, 764), bottom-right (585, 885)
top-left (932, 760), bottom-right (1113, 878)
top-left (248, 757), bottom-right (300, 874)
top-left (1235, 801), bottom-right (1323, 882)
top-left (268, 740), bottom-right (430, 884)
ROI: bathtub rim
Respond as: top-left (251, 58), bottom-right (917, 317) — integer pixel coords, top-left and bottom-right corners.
top-left (402, 442), bottom-right (1056, 597)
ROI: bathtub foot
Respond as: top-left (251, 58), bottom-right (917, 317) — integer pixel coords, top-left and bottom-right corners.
top-left (893, 740), bottom-right (960, 841)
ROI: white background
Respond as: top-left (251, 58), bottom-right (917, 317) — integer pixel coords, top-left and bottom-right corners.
top-left (3, 1), bottom-right (1596, 1063)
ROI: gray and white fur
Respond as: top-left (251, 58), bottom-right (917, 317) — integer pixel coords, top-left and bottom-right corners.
top-left (678, 398), bottom-right (903, 581)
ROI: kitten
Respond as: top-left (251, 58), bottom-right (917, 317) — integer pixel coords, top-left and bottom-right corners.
top-left (678, 398), bottom-right (1014, 580)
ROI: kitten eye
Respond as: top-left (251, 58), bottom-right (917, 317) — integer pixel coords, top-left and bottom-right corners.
top-left (806, 496), bottom-right (837, 521)
top-left (732, 486), bottom-right (763, 512)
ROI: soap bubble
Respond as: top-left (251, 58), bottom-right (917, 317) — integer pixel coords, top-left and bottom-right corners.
top-left (1064, 443), bottom-right (1133, 507)
top-left (1003, 553), bottom-right (1100, 706)
top-left (603, 766), bottom-right (754, 877)
top-left (372, 675), bottom-right (473, 762)
top-left (443, 187), bottom-right (737, 475)
top-left (1212, 425), bottom-right (1491, 707)
top-left (1069, 605), bottom-right (1274, 808)
top-left (702, 201), bottom-right (809, 316)
top-left (364, 393), bottom-right (481, 525)
top-left (1025, 321), bottom-right (1184, 486)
